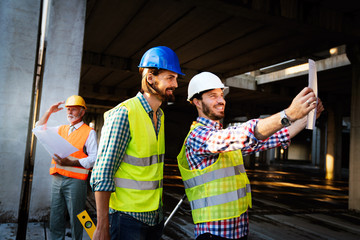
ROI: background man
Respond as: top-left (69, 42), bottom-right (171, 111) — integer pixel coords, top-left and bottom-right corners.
top-left (36, 95), bottom-right (98, 240)
top-left (177, 72), bottom-right (324, 240)
top-left (90, 46), bottom-right (184, 240)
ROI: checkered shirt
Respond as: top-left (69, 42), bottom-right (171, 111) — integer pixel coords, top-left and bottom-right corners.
top-left (185, 117), bottom-right (290, 239)
top-left (90, 92), bottom-right (163, 226)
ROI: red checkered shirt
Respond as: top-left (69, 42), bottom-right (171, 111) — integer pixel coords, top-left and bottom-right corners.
top-left (184, 117), bottom-right (290, 239)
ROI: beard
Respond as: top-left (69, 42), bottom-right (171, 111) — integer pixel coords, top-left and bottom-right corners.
top-left (151, 81), bottom-right (176, 102)
top-left (202, 102), bottom-right (225, 120)
top-left (67, 112), bottom-right (82, 124)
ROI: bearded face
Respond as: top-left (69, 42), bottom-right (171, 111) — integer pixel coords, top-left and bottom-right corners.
top-left (146, 70), bottom-right (178, 102)
top-left (67, 107), bottom-right (84, 124)
top-left (151, 78), bottom-right (176, 102)
top-left (201, 100), bottom-right (225, 120)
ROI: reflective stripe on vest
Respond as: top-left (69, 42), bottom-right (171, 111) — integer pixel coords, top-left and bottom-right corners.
top-left (122, 154), bottom-right (164, 166)
top-left (109, 96), bottom-right (165, 212)
top-left (114, 178), bottom-right (163, 190)
top-left (190, 184), bottom-right (251, 210)
top-left (50, 163), bottom-right (89, 175)
top-left (183, 164), bottom-right (246, 189)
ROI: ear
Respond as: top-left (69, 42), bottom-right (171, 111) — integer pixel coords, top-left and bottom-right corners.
top-left (147, 72), bottom-right (154, 84)
top-left (80, 108), bottom-right (86, 118)
top-left (193, 98), bottom-right (202, 109)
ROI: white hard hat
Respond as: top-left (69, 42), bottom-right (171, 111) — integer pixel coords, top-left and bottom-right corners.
top-left (187, 72), bottom-right (228, 101)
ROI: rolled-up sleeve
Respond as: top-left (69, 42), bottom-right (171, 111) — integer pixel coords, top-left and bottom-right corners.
top-left (78, 130), bottom-right (98, 169)
top-left (206, 119), bottom-right (290, 155)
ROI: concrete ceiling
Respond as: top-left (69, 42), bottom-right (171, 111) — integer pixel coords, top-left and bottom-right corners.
top-left (80, 0), bottom-right (360, 118)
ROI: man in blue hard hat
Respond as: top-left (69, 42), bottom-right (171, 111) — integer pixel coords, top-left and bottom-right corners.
top-left (91, 46), bottom-right (184, 240)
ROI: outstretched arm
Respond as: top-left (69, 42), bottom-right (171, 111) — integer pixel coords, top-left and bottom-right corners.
top-left (37, 101), bottom-right (65, 126)
top-left (254, 87), bottom-right (318, 140)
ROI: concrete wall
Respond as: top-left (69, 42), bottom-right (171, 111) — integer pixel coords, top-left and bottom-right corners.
top-left (0, 0), bottom-right (40, 222)
top-left (288, 143), bottom-right (311, 161)
top-left (29, 0), bottom-right (87, 221)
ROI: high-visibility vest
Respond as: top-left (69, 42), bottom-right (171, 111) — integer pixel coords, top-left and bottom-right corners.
top-left (49, 124), bottom-right (92, 180)
top-left (177, 122), bottom-right (252, 224)
top-left (109, 97), bottom-right (165, 212)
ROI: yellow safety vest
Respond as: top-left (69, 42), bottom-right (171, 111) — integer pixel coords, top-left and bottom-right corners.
top-left (177, 122), bottom-right (252, 224)
top-left (109, 97), bottom-right (165, 212)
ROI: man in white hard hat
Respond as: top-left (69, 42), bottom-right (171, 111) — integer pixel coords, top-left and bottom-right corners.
top-left (177, 72), bottom-right (324, 240)
top-left (36, 95), bottom-right (98, 240)
top-left (90, 46), bottom-right (184, 240)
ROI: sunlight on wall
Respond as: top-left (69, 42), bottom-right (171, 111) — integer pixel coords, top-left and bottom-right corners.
top-left (326, 153), bottom-right (334, 180)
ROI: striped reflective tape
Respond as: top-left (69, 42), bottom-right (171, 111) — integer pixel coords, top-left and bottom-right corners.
top-left (51, 164), bottom-right (89, 174)
top-left (114, 178), bottom-right (163, 190)
top-left (123, 154), bottom-right (164, 167)
top-left (183, 164), bottom-right (246, 189)
top-left (190, 185), bottom-right (251, 210)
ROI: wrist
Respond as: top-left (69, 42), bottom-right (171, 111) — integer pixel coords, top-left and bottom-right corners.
top-left (280, 110), bottom-right (292, 127)
top-left (284, 109), bottom-right (295, 122)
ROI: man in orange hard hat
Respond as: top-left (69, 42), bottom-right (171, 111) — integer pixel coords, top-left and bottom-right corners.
top-left (36, 95), bottom-right (98, 240)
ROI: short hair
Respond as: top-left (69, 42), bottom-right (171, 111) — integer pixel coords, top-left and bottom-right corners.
top-left (189, 90), bottom-right (210, 103)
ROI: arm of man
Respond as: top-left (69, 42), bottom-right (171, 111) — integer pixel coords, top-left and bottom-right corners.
top-left (53, 129), bottom-right (98, 167)
top-left (90, 106), bottom-right (131, 240)
top-left (93, 191), bottom-right (112, 240)
top-left (254, 87), bottom-right (318, 140)
top-left (37, 101), bottom-right (65, 126)
top-left (287, 98), bottom-right (324, 138)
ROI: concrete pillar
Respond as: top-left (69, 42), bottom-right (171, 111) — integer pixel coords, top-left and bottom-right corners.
top-left (265, 148), bottom-right (275, 165)
top-left (334, 104), bottom-right (343, 180)
top-left (325, 107), bottom-right (336, 180)
top-left (29, 0), bottom-right (87, 220)
top-left (325, 104), bottom-right (343, 180)
top-left (311, 126), bottom-right (321, 166)
top-left (346, 44), bottom-right (360, 211)
top-left (0, 0), bottom-right (41, 222)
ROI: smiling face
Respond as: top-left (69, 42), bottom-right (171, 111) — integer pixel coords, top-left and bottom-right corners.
top-left (149, 70), bottom-right (178, 102)
top-left (195, 88), bottom-right (225, 121)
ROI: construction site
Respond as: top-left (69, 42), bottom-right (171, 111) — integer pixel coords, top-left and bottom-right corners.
top-left (1, 0), bottom-right (360, 239)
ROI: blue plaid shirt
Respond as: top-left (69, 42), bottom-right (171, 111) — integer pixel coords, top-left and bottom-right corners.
top-left (185, 117), bottom-right (290, 239)
top-left (91, 92), bottom-right (163, 226)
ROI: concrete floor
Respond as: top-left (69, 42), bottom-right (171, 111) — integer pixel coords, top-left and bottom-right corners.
top-left (2, 160), bottom-right (360, 239)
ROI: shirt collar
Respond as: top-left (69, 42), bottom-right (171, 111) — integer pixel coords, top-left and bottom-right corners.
top-left (196, 117), bottom-right (222, 130)
top-left (136, 92), bottom-right (163, 117)
top-left (70, 121), bottom-right (84, 130)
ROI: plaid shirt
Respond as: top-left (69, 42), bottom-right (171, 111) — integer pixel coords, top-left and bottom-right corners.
top-left (185, 117), bottom-right (290, 239)
top-left (90, 92), bottom-right (163, 226)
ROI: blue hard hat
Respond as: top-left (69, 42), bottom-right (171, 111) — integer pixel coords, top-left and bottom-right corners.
top-left (138, 46), bottom-right (184, 75)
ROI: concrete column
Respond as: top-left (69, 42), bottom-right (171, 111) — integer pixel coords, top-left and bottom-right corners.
top-left (0, 0), bottom-right (40, 222)
top-left (346, 44), bottom-right (360, 211)
top-left (29, 0), bottom-right (87, 220)
top-left (311, 126), bottom-right (321, 166)
top-left (325, 107), bottom-right (336, 180)
top-left (325, 104), bottom-right (343, 180)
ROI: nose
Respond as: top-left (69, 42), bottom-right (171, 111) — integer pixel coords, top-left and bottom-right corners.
top-left (173, 78), bottom-right (178, 88)
top-left (217, 96), bottom-right (225, 104)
